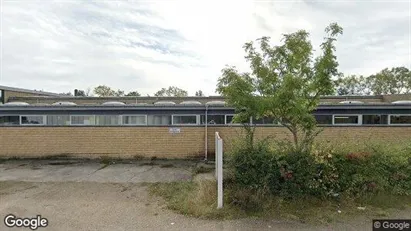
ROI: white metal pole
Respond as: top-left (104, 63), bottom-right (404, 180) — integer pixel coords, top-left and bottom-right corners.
top-left (215, 132), bottom-right (218, 179)
top-left (204, 105), bottom-right (208, 161)
top-left (217, 137), bottom-right (223, 209)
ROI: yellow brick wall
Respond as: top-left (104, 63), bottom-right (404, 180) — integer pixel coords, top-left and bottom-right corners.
top-left (382, 94), bottom-right (411, 103)
top-left (7, 97), bottom-right (225, 105)
top-left (0, 127), bottom-right (205, 159)
top-left (206, 126), bottom-right (411, 155)
top-left (9, 97), bottom-right (388, 105)
top-left (4, 90), bottom-right (55, 103)
top-left (1, 126), bottom-right (411, 159)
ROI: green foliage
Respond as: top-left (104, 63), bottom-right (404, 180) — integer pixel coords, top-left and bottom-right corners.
top-left (335, 75), bottom-right (371, 95)
top-left (149, 181), bottom-right (243, 219)
top-left (93, 85), bottom-right (141, 97)
top-left (74, 88), bottom-right (91, 96)
top-left (125, 91), bottom-right (141, 96)
top-left (154, 86), bottom-right (188, 97)
top-left (335, 67), bottom-right (411, 95)
top-left (229, 140), bottom-right (411, 199)
top-left (195, 90), bottom-right (204, 96)
top-left (368, 67), bottom-right (411, 94)
top-left (93, 85), bottom-right (125, 97)
top-left (217, 23), bottom-right (343, 153)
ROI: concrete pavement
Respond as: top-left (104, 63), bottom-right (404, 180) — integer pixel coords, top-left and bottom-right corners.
top-left (0, 159), bottom-right (193, 183)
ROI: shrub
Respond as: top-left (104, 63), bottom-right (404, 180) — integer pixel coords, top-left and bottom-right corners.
top-left (228, 139), bottom-right (279, 190)
top-left (228, 140), bottom-right (411, 199)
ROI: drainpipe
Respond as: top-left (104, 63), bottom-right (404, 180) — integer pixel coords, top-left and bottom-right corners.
top-left (204, 104), bottom-right (208, 161)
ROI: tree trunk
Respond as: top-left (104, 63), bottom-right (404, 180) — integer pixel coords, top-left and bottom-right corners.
top-left (292, 129), bottom-right (299, 153)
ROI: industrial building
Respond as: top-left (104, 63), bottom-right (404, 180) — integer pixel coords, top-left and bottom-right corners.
top-left (1, 85), bottom-right (411, 159)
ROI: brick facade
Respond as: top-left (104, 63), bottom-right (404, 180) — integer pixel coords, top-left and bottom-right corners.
top-left (1, 126), bottom-right (410, 159)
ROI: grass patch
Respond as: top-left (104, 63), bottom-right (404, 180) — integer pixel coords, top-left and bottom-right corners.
top-left (192, 164), bottom-right (214, 175)
top-left (149, 181), bottom-right (411, 223)
top-left (140, 161), bottom-right (158, 166)
top-left (160, 163), bottom-right (174, 168)
top-left (133, 155), bottom-right (144, 160)
top-left (97, 163), bottom-right (110, 170)
top-left (99, 156), bottom-right (112, 166)
top-left (149, 181), bottom-right (245, 219)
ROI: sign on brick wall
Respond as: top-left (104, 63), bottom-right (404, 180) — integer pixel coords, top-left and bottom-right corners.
top-left (169, 127), bottom-right (181, 134)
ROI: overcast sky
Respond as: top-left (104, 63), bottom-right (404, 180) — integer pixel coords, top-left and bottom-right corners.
top-left (1, 0), bottom-right (410, 96)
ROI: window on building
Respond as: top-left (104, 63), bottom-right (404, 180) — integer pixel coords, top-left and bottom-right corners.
top-left (147, 115), bottom-right (172, 125)
top-left (315, 115), bottom-right (333, 125)
top-left (0, 116), bottom-right (20, 125)
top-left (200, 115), bottom-right (225, 124)
top-left (253, 116), bottom-right (277, 125)
top-left (21, 115), bottom-right (44, 125)
top-left (172, 115), bottom-right (198, 125)
top-left (390, 115), bottom-right (411, 124)
top-left (96, 115), bottom-right (120, 125)
top-left (123, 115), bottom-right (147, 125)
top-left (47, 115), bottom-right (70, 125)
top-left (71, 115), bottom-right (95, 125)
top-left (363, 115), bottom-right (388, 125)
top-left (225, 115), bottom-right (250, 124)
top-left (333, 115), bottom-right (360, 125)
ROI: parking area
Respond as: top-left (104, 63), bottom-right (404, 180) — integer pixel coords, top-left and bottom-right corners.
top-left (0, 159), bottom-right (194, 183)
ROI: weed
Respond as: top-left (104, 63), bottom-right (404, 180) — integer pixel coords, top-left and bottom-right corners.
top-left (192, 165), bottom-right (214, 175)
top-left (160, 163), bottom-right (174, 168)
top-left (133, 155), bottom-right (144, 160)
top-left (149, 181), bottom-right (411, 223)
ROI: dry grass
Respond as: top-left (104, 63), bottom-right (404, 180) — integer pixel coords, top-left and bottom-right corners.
top-left (149, 181), bottom-right (411, 223)
top-left (149, 180), bottom-right (244, 219)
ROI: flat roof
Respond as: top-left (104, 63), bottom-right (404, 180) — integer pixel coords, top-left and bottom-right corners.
top-left (7, 95), bottom-right (226, 101)
top-left (0, 104), bottom-right (410, 110)
top-left (0, 85), bottom-right (63, 97)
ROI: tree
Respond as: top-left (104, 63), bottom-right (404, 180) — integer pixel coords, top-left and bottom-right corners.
top-left (114, 90), bottom-right (125, 97)
top-left (93, 85), bottom-right (115, 97)
top-left (74, 88), bottom-right (92, 96)
top-left (334, 67), bottom-right (411, 95)
top-left (125, 91), bottom-right (141, 96)
top-left (217, 23), bottom-right (343, 153)
top-left (154, 86), bottom-right (188, 97)
top-left (195, 90), bottom-right (204, 96)
top-left (93, 85), bottom-right (125, 97)
top-left (59, 92), bottom-right (73, 96)
top-left (367, 67), bottom-right (411, 94)
top-left (75, 90), bottom-right (86, 96)
top-left (85, 88), bottom-right (92, 96)
top-left (335, 75), bottom-right (371, 95)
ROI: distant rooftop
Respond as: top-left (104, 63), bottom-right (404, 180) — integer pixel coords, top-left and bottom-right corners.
top-left (0, 85), bottom-right (63, 97)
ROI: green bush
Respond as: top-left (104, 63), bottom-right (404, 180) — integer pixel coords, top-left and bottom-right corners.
top-left (228, 140), bottom-right (411, 200)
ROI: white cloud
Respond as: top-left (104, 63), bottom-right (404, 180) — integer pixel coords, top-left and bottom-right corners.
top-left (0, 0), bottom-right (410, 96)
